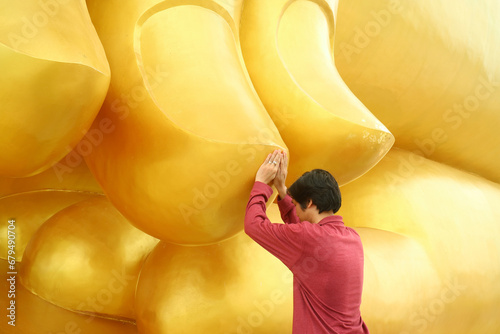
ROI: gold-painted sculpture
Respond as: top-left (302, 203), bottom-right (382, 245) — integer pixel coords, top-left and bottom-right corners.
top-left (355, 227), bottom-right (442, 334)
top-left (84, 0), bottom-right (286, 245)
top-left (0, 149), bottom-right (103, 198)
top-left (0, 0), bottom-right (110, 177)
top-left (0, 0), bottom-right (499, 333)
top-left (334, 0), bottom-right (500, 183)
top-left (0, 260), bottom-right (139, 334)
top-left (0, 190), bottom-right (97, 262)
top-left (339, 149), bottom-right (500, 334)
top-left (136, 204), bottom-right (293, 334)
top-left (239, 0), bottom-right (395, 185)
top-left (20, 197), bottom-right (159, 320)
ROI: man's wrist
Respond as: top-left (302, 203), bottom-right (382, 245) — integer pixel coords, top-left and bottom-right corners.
top-left (277, 186), bottom-right (287, 200)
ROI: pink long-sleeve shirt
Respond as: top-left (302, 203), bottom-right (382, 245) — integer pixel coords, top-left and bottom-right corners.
top-left (244, 181), bottom-right (369, 334)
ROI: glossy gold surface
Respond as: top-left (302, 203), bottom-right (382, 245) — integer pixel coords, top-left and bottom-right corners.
top-left (334, 0), bottom-right (500, 183)
top-left (0, 0), bottom-right (499, 333)
top-left (355, 228), bottom-right (442, 334)
top-left (0, 0), bottom-right (110, 177)
top-left (84, 0), bottom-right (286, 245)
top-left (135, 204), bottom-right (293, 334)
top-left (0, 190), bottom-right (97, 261)
top-left (20, 197), bottom-right (159, 320)
top-left (1, 260), bottom-right (139, 334)
top-left (0, 149), bottom-right (103, 198)
top-left (339, 149), bottom-right (500, 333)
top-left (240, 0), bottom-right (394, 185)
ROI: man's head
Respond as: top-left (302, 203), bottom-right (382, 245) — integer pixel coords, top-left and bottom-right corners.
top-left (287, 169), bottom-right (341, 221)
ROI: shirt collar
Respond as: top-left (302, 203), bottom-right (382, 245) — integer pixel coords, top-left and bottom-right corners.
top-left (318, 215), bottom-right (344, 226)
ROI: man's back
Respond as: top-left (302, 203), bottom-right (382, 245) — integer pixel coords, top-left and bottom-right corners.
top-left (245, 181), bottom-right (369, 333)
top-left (287, 215), bottom-right (368, 333)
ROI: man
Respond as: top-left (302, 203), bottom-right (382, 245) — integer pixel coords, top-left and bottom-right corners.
top-left (244, 150), bottom-right (369, 334)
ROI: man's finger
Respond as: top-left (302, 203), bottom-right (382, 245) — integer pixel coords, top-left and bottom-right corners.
top-left (268, 151), bottom-right (277, 164)
top-left (271, 149), bottom-right (279, 162)
top-left (283, 151), bottom-right (288, 169)
top-left (264, 153), bottom-right (272, 164)
top-left (275, 152), bottom-right (281, 164)
top-left (268, 150), bottom-right (279, 166)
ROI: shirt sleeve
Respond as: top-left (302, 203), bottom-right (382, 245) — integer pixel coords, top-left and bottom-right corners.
top-left (244, 181), bottom-right (304, 269)
top-left (277, 194), bottom-right (301, 225)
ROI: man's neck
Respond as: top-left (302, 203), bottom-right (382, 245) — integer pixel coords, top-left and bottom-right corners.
top-left (311, 211), bottom-right (335, 224)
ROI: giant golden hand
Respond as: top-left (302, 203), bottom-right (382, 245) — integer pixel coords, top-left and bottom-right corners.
top-left (0, 0), bottom-right (499, 333)
top-left (20, 196), bottom-right (159, 320)
top-left (1, 259), bottom-right (139, 334)
top-left (0, 152), bottom-right (140, 333)
top-left (0, 190), bottom-right (96, 263)
top-left (0, 0), bottom-right (110, 177)
top-left (334, 0), bottom-right (500, 183)
top-left (240, 0), bottom-right (395, 185)
top-left (135, 205), bottom-right (293, 334)
top-left (341, 149), bottom-right (500, 334)
top-left (0, 149), bottom-right (103, 272)
top-left (0, 148), bottom-right (103, 198)
top-left (84, 0), bottom-right (286, 245)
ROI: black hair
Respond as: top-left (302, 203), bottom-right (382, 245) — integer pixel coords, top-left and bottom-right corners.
top-left (287, 169), bottom-right (341, 214)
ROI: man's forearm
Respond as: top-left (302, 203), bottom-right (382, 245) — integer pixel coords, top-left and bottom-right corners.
top-left (244, 182), bottom-right (274, 236)
top-left (277, 194), bottom-right (301, 225)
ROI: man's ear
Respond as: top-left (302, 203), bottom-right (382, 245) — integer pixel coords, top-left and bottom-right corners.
top-left (306, 199), bottom-right (314, 209)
